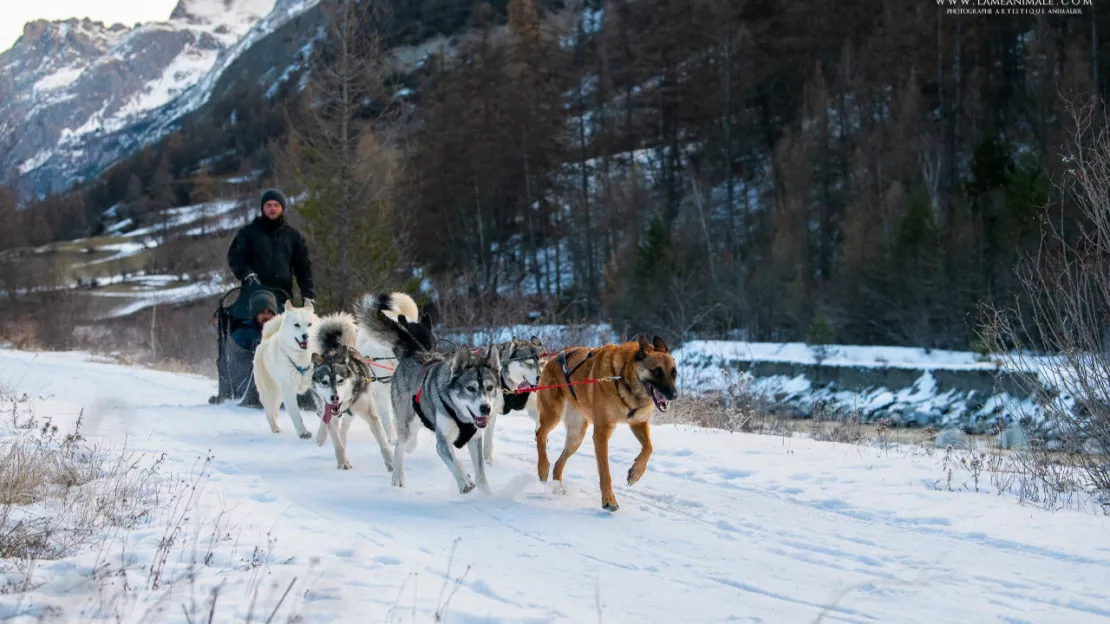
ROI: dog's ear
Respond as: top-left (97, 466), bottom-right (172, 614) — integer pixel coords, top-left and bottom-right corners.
top-left (652, 336), bottom-right (669, 354)
top-left (486, 343), bottom-right (501, 371)
top-left (311, 353), bottom-right (323, 366)
top-left (530, 335), bottom-right (543, 347)
top-left (636, 334), bottom-right (650, 361)
top-left (451, 346), bottom-right (469, 372)
top-left (396, 314), bottom-right (409, 326)
top-left (419, 314), bottom-right (436, 348)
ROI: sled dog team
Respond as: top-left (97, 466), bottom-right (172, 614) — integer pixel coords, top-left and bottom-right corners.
top-left (252, 292), bottom-right (679, 511)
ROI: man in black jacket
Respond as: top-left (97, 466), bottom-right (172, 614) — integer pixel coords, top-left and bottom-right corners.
top-left (227, 188), bottom-right (316, 306)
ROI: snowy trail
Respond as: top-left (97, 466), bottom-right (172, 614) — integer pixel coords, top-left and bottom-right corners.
top-left (1, 350), bottom-right (1108, 623)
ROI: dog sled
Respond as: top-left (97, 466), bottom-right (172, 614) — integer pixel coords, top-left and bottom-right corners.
top-left (209, 282), bottom-right (292, 406)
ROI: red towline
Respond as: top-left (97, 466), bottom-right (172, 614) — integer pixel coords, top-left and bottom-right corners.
top-left (365, 359), bottom-right (396, 372)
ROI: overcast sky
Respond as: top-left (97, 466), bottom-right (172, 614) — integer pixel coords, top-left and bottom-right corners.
top-left (1, 1), bottom-right (178, 53)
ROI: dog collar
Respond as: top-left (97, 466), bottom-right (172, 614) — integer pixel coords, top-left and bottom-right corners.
top-left (613, 359), bottom-right (644, 417)
top-left (288, 356), bottom-right (311, 375)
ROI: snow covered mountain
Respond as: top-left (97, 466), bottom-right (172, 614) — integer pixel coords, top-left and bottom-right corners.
top-left (0, 0), bottom-right (318, 200)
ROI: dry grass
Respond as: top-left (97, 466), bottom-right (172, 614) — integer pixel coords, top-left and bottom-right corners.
top-left (979, 96), bottom-right (1110, 504)
top-left (0, 388), bottom-right (313, 620)
top-left (931, 434), bottom-right (1105, 513)
top-left (659, 369), bottom-right (781, 434)
top-left (0, 392), bottom-right (166, 593)
top-left (661, 369), bottom-right (1106, 513)
top-left (806, 404), bottom-right (868, 445)
top-left (0, 321), bottom-right (40, 351)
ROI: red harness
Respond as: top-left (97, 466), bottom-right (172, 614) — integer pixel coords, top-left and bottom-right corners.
top-left (413, 361), bottom-right (438, 404)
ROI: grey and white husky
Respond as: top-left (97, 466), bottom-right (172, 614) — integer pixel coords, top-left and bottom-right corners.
top-left (358, 295), bottom-right (503, 494)
top-left (308, 312), bottom-right (394, 472)
top-left (483, 336), bottom-right (545, 464)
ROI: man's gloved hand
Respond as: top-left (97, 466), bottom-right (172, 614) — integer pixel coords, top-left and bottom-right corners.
top-left (243, 273), bottom-right (260, 286)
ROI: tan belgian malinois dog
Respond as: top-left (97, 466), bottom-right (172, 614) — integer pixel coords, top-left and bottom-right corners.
top-left (535, 335), bottom-right (678, 511)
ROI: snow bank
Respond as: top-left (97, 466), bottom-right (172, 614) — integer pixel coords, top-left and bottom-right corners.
top-left (673, 340), bottom-right (1049, 433)
top-left (680, 341), bottom-right (1001, 370)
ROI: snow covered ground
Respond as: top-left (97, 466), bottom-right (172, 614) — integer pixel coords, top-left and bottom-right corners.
top-left (0, 348), bottom-right (1107, 623)
top-left (673, 341), bottom-right (1051, 433)
top-left (88, 272), bottom-right (231, 318)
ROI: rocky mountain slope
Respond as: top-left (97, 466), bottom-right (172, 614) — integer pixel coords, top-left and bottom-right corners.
top-left (0, 0), bottom-right (319, 200)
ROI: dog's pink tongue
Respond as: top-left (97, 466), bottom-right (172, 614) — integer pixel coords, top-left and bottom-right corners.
top-left (323, 402), bottom-right (339, 424)
top-left (517, 379), bottom-right (534, 390)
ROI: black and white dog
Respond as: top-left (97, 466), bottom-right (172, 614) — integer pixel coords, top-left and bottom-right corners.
top-left (308, 312), bottom-right (394, 472)
top-left (483, 336), bottom-right (545, 464)
top-left (358, 294), bottom-right (503, 494)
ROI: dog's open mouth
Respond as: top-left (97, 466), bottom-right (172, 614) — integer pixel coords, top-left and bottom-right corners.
top-left (516, 379), bottom-right (535, 391)
top-left (469, 407), bottom-right (489, 428)
top-left (296, 338), bottom-right (308, 350)
top-left (645, 382), bottom-right (671, 413)
top-left (323, 401), bottom-right (340, 424)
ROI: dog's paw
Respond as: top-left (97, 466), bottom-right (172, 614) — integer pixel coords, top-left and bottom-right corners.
top-left (298, 431), bottom-right (313, 440)
top-left (551, 480), bottom-right (566, 495)
top-left (338, 461), bottom-right (353, 470)
top-left (391, 474), bottom-right (405, 488)
top-left (269, 425), bottom-right (281, 434)
top-left (460, 481), bottom-right (476, 494)
top-left (602, 502), bottom-right (620, 512)
top-left (627, 464), bottom-right (647, 486)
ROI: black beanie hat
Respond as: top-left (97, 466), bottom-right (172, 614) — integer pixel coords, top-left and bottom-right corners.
top-left (249, 290), bottom-right (278, 319)
top-left (260, 188), bottom-right (288, 213)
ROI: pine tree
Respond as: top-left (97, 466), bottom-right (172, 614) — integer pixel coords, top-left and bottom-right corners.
top-left (287, 0), bottom-right (407, 309)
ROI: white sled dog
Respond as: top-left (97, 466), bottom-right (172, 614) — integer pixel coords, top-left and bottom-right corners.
top-left (354, 291), bottom-right (419, 444)
top-left (253, 300), bottom-right (320, 439)
top-left (308, 312), bottom-right (394, 471)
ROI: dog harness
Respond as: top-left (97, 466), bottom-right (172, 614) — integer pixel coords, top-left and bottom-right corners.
top-left (558, 350), bottom-right (595, 400)
top-left (411, 361), bottom-right (478, 448)
top-left (613, 359), bottom-right (641, 419)
top-left (500, 386), bottom-right (531, 414)
top-left (557, 349), bottom-right (641, 419)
